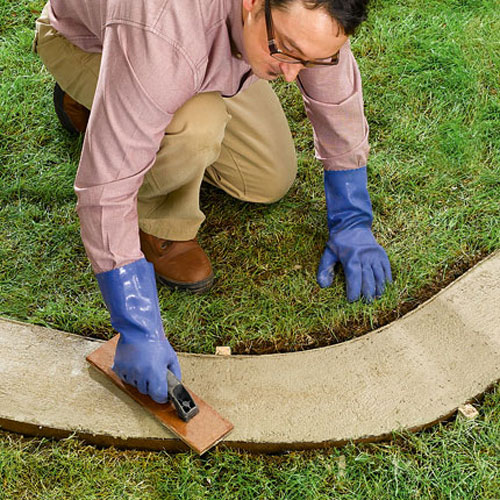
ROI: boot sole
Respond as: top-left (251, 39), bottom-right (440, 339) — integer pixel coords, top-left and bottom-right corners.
top-left (156, 273), bottom-right (215, 294)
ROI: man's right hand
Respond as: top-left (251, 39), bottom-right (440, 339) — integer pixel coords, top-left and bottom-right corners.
top-left (96, 258), bottom-right (181, 404)
top-left (112, 337), bottom-right (181, 404)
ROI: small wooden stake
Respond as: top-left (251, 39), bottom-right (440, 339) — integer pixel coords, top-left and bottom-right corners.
top-left (457, 404), bottom-right (479, 420)
top-left (336, 455), bottom-right (346, 477)
top-left (215, 346), bottom-right (232, 356)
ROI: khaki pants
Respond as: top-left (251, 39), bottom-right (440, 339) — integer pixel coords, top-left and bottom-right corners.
top-left (33, 3), bottom-right (297, 241)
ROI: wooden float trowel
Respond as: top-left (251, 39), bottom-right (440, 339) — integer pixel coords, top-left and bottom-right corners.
top-left (86, 335), bottom-right (233, 455)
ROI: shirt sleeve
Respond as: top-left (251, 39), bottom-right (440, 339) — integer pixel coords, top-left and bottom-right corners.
top-left (296, 39), bottom-right (370, 171)
top-left (74, 23), bottom-right (197, 273)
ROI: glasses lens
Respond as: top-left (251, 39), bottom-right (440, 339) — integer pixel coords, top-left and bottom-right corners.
top-left (272, 53), bottom-right (339, 67)
top-left (271, 53), bottom-right (302, 64)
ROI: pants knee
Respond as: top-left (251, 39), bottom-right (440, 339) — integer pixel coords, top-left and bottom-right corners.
top-left (257, 158), bottom-right (297, 203)
top-left (165, 93), bottom-right (229, 165)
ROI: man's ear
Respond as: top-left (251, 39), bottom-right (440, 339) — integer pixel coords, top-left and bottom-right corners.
top-left (242, 0), bottom-right (262, 14)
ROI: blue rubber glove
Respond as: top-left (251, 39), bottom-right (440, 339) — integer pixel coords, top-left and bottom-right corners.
top-left (317, 166), bottom-right (392, 302)
top-left (96, 258), bottom-right (181, 403)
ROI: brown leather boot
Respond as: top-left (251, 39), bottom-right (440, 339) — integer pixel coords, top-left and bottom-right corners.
top-left (53, 83), bottom-right (90, 134)
top-left (139, 229), bottom-right (214, 293)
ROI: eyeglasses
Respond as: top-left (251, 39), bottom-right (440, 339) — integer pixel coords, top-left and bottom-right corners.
top-left (264, 0), bottom-right (340, 67)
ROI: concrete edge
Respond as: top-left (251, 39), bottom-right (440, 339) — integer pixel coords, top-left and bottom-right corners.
top-left (1, 250), bottom-right (499, 453)
top-left (2, 380), bottom-right (497, 454)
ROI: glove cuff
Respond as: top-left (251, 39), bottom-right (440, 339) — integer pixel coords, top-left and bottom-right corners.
top-left (324, 166), bottom-right (373, 232)
top-left (96, 258), bottom-right (165, 342)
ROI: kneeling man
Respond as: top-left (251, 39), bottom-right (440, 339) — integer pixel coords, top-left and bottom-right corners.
top-left (33, 0), bottom-right (392, 402)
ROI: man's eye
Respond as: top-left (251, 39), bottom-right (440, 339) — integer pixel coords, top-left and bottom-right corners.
top-left (281, 41), bottom-right (293, 53)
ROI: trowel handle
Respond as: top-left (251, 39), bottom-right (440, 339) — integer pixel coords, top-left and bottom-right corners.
top-left (167, 370), bottom-right (199, 422)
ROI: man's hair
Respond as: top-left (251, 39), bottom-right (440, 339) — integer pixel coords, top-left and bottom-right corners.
top-left (269, 0), bottom-right (369, 35)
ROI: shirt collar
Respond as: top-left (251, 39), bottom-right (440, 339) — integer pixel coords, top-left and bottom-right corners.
top-left (226, 0), bottom-right (246, 61)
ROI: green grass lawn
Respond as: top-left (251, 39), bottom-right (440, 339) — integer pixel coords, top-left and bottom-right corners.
top-left (1, 0), bottom-right (498, 354)
top-left (0, 0), bottom-right (499, 497)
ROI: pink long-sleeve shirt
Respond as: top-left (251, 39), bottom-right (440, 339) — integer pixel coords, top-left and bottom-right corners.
top-left (47, 0), bottom-right (370, 273)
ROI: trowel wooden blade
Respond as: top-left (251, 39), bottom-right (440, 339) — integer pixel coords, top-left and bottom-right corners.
top-left (86, 335), bottom-right (233, 455)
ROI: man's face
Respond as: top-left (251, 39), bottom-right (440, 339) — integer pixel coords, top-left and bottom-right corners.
top-left (241, 0), bottom-right (348, 82)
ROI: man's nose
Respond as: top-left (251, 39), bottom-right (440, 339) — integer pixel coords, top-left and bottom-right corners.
top-left (279, 62), bottom-right (303, 82)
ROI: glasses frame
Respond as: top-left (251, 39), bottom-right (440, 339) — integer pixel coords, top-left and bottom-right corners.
top-left (264, 0), bottom-right (340, 67)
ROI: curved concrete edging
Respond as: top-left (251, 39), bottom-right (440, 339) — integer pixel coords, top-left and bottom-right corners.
top-left (1, 252), bottom-right (499, 453)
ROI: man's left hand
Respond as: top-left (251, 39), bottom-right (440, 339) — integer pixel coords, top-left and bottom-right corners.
top-left (317, 226), bottom-right (392, 302)
top-left (316, 166), bottom-right (392, 303)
